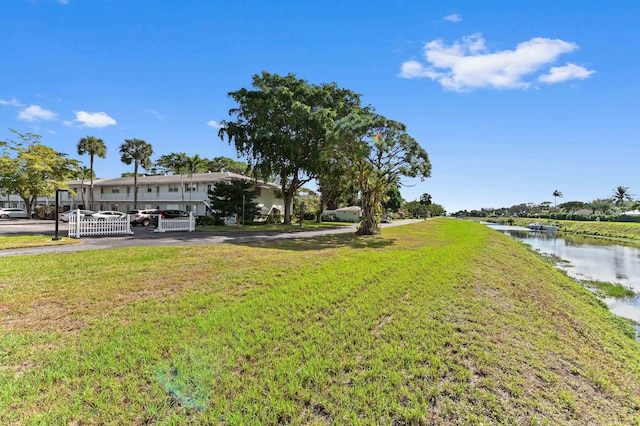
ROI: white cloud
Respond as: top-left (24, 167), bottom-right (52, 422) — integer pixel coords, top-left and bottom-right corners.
top-left (207, 120), bottom-right (222, 129)
top-left (538, 63), bottom-right (595, 83)
top-left (443, 13), bottom-right (462, 23)
top-left (145, 109), bottom-right (164, 120)
top-left (72, 111), bottom-right (117, 128)
top-left (400, 33), bottom-right (593, 91)
top-left (0, 98), bottom-right (24, 107)
top-left (18, 105), bottom-right (57, 121)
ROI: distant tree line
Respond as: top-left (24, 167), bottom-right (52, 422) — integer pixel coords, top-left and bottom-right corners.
top-left (454, 186), bottom-right (640, 222)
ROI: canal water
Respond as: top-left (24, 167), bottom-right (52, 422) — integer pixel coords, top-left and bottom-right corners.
top-left (484, 223), bottom-right (640, 326)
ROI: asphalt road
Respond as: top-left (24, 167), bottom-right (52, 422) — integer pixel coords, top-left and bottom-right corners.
top-left (0, 218), bottom-right (424, 257)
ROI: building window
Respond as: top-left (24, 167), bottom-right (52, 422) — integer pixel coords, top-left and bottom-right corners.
top-left (254, 187), bottom-right (262, 197)
top-left (147, 186), bottom-right (152, 193)
top-left (101, 188), bottom-right (104, 194)
top-left (111, 187), bottom-right (120, 194)
top-left (185, 184), bottom-right (197, 192)
top-left (126, 187), bottom-right (131, 194)
top-left (168, 185), bottom-right (179, 193)
top-left (207, 184), bottom-right (212, 192)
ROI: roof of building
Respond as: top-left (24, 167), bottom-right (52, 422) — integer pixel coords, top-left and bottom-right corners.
top-left (67, 172), bottom-right (279, 188)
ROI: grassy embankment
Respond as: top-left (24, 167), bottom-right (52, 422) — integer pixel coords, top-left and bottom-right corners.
top-left (196, 221), bottom-right (354, 232)
top-left (483, 217), bottom-right (640, 242)
top-left (1, 219), bottom-right (639, 424)
top-left (0, 235), bottom-right (78, 250)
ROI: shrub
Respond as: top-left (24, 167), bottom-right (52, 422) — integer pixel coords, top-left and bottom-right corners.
top-left (196, 215), bottom-right (218, 226)
top-left (33, 205), bottom-right (55, 220)
top-left (267, 213), bottom-right (283, 224)
top-left (321, 213), bottom-right (339, 222)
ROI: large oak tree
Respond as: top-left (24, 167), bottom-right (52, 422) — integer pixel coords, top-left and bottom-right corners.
top-left (219, 71), bottom-right (361, 224)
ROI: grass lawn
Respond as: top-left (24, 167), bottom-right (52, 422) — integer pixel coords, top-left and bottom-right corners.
top-left (1, 219), bottom-right (639, 424)
top-left (0, 235), bottom-right (79, 250)
top-left (196, 221), bottom-right (354, 232)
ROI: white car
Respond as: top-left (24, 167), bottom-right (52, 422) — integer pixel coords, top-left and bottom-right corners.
top-left (0, 208), bottom-right (29, 219)
top-left (86, 210), bottom-right (127, 220)
top-left (59, 209), bottom-right (94, 222)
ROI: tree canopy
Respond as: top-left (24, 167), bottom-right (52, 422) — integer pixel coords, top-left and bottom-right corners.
top-left (382, 186), bottom-right (403, 213)
top-left (328, 112), bottom-right (431, 235)
top-left (207, 156), bottom-right (248, 174)
top-left (419, 193), bottom-right (432, 206)
top-left (219, 71), bottom-right (362, 224)
top-left (0, 129), bottom-right (78, 216)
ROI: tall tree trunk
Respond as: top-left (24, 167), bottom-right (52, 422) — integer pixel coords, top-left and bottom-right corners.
top-left (90, 155), bottom-right (94, 211)
top-left (180, 174), bottom-right (185, 210)
top-left (133, 163), bottom-right (138, 209)
top-left (80, 176), bottom-right (85, 209)
top-left (281, 174), bottom-right (298, 225)
top-left (356, 190), bottom-right (380, 235)
top-left (282, 189), bottom-right (294, 224)
top-left (189, 175), bottom-right (193, 209)
top-left (25, 195), bottom-right (35, 219)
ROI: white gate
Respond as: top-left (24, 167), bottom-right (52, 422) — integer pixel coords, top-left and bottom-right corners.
top-left (154, 212), bottom-right (195, 233)
top-left (68, 210), bottom-right (134, 238)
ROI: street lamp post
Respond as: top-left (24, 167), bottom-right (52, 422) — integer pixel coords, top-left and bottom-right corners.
top-left (53, 188), bottom-right (69, 241)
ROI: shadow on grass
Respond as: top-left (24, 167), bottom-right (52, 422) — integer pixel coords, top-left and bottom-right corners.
top-left (243, 233), bottom-right (396, 251)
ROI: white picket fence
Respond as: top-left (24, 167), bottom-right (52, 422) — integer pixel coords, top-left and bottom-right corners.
top-left (154, 212), bottom-right (195, 233)
top-left (68, 211), bottom-right (134, 238)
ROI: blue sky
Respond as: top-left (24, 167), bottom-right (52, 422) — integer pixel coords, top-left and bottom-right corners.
top-left (2, 0), bottom-right (638, 213)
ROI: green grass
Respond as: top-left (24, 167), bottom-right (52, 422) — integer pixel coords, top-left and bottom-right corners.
top-left (197, 221), bottom-right (353, 232)
top-left (1, 219), bottom-right (639, 424)
top-left (583, 279), bottom-right (637, 299)
top-left (0, 235), bottom-right (79, 250)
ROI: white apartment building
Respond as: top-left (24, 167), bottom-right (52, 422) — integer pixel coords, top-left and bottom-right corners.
top-left (1, 172), bottom-right (286, 217)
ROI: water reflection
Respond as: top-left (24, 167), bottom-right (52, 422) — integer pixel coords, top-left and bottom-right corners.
top-left (484, 223), bottom-right (640, 324)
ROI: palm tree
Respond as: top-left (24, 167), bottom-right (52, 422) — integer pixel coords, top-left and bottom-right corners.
top-left (185, 154), bottom-right (208, 208)
top-left (419, 193), bottom-right (432, 206)
top-left (77, 136), bottom-right (107, 211)
top-left (612, 186), bottom-right (634, 207)
top-left (552, 190), bottom-right (563, 209)
top-left (156, 152), bottom-right (189, 209)
top-left (119, 139), bottom-right (153, 209)
top-left (74, 166), bottom-right (93, 209)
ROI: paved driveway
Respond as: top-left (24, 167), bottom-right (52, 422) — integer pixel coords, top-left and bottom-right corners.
top-left (0, 219), bottom-right (424, 257)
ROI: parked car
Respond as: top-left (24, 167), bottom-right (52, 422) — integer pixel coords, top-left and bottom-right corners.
top-left (159, 210), bottom-right (189, 219)
top-left (0, 208), bottom-right (29, 219)
top-left (59, 209), bottom-right (94, 222)
top-left (129, 209), bottom-right (160, 226)
top-left (86, 210), bottom-right (127, 220)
